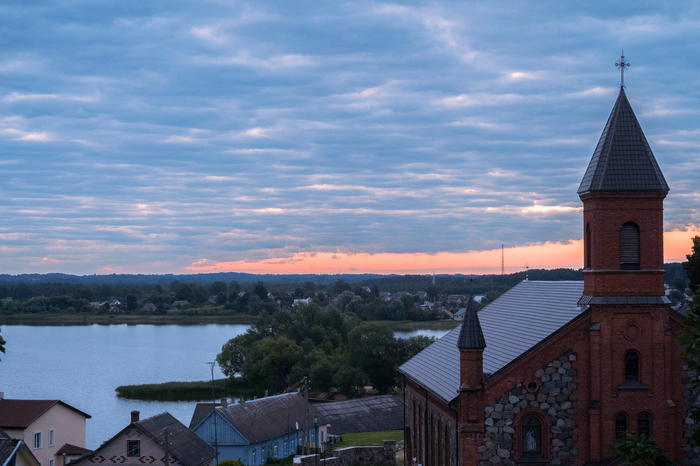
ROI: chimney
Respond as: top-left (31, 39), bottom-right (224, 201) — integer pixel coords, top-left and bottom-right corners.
top-left (0, 392), bottom-right (4, 400)
top-left (131, 411), bottom-right (140, 423)
top-left (221, 398), bottom-right (228, 408)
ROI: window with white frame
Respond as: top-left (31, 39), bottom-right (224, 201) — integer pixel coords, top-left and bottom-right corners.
top-left (273, 443), bottom-right (278, 457)
top-left (49, 429), bottom-right (55, 447)
top-left (34, 431), bottom-right (43, 449)
top-left (252, 448), bottom-right (256, 465)
top-left (50, 459), bottom-right (55, 466)
top-left (284, 439), bottom-right (288, 456)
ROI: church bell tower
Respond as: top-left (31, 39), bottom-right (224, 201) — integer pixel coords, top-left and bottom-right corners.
top-left (577, 56), bottom-right (680, 462)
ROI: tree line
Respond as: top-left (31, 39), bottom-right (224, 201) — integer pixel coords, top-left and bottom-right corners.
top-left (216, 304), bottom-right (434, 397)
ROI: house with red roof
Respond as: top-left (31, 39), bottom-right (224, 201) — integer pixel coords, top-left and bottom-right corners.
top-left (0, 395), bottom-right (91, 466)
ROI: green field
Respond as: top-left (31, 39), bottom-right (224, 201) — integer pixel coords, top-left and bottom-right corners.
top-left (332, 430), bottom-right (404, 449)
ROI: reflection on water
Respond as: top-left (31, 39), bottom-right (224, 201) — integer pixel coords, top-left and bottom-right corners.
top-left (394, 328), bottom-right (451, 340)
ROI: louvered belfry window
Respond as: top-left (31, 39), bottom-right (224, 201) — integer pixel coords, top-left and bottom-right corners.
top-left (620, 222), bottom-right (640, 270)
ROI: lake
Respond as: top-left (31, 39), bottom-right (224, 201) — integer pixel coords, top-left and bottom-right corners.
top-left (0, 324), bottom-right (449, 449)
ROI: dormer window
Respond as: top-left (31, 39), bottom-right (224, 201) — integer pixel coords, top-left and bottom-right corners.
top-left (620, 222), bottom-right (640, 270)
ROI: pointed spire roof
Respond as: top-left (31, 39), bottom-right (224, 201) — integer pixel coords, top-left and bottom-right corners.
top-left (578, 88), bottom-right (669, 195)
top-left (457, 296), bottom-right (486, 349)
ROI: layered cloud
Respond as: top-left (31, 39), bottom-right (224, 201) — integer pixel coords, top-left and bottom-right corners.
top-left (0, 1), bottom-right (698, 274)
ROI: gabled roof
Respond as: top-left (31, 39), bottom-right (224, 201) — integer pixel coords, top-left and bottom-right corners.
top-left (55, 444), bottom-right (92, 456)
top-left (0, 428), bottom-right (17, 466)
top-left (72, 413), bottom-right (216, 466)
top-left (0, 428), bottom-right (40, 466)
top-left (313, 395), bottom-right (402, 435)
top-left (135, 413), bottom-right (217, 466)
top-left (457, 297), bottom-right (486, 349)
top-left (189, 403), bottom-right (222, 429)
top-left (578, 88), bottom-right (669, 195)
top-left (0, 399), bottom-right (91, 429)
top-left (399, 280), bottom-right (585, 403)
top-left (214, 393), bottom-right (327, 444)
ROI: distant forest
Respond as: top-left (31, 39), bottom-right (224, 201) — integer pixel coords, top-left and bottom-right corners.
top-left (0, 265), bottom-right (689, 320)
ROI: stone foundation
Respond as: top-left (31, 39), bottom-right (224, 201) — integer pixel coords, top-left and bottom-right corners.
top-left (294, 440), bottom-right (396, 466)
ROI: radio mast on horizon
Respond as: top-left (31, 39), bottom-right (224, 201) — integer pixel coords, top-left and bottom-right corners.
top-left (501, 245), bottom-right (505, 275)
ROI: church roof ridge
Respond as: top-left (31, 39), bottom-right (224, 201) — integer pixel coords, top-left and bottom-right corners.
top-left (578, 88), bottom-right (669, 195)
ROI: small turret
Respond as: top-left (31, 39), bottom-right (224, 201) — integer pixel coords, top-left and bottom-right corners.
top-left (457, 296), bottom-right (486, 466)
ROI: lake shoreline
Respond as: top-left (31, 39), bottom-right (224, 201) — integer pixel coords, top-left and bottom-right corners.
top-left (0, 313), bottom-right (258, 326)
top-left (0, 314), bottom-right (460, 330)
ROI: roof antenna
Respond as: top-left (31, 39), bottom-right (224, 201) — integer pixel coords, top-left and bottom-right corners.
top-left (525, 262), bottom-right (529, 282)
top-left (615, 51), bottom-right (630, 89)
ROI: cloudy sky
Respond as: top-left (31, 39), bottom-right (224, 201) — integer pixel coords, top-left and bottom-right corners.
top-left (1, 1), bottom-right (699, 275)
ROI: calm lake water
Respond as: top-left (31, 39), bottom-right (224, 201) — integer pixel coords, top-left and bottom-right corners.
top-left (0, 325), bottom-right (448, 449)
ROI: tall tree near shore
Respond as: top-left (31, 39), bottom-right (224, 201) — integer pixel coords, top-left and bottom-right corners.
top-left (0, 328), bottom-right (5, 360)
top-left (683, 236), bottom-right (700, 293)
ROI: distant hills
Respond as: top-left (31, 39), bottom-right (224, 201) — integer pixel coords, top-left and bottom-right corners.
top-left (0, 272), bottom-right (387, 286)
top-left (0, 263), bottom-right (688, 286)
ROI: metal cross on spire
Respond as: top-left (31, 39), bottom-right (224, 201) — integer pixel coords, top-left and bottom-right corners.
top-left (615, 51), bottom-right (630, 88)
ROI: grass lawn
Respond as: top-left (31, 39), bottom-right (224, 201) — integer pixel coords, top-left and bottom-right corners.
top-left (332, 430), bottom-right (404, 449)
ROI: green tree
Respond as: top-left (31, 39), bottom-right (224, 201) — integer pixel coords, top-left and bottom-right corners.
top-left (217, 333), bottom-right (258, 378)
top-left (253, 282), bottom-right (268, 301)
top-left (674, 277), bottom-right (688, 293)
top-left (346, 323), bottom-right (396, 394)
top-left (613, 433), bottom-right (675, 466)
top-left (0, 328), bottom-right (5, 360)
top-left (680, 308), bottom-right (700, 443)
top-left (216, 292), bottom-right (227, 306)
top-left (333, 365), bottom-right (366, 398)
top-left (126, 295), bottom-right (138, 312)
top-left (683, 236), bottom-right (700, 293)
top-left (228, 281), bottom-right (241, 294)
top-left (211, 281), bottom-right (228, 296)
top-left (242, 336), bottom-right (303, 393)
top-left (334, 279), bottom-right (351, 295)
top-left (218, 460), bottom-right (244, 466)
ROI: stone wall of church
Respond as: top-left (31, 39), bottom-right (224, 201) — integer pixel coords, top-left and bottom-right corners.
top-left (683, 364), bottom-right (700, 465)
top-left (479, 350), bottom-right (578, 466)
top-left (404, 382), bottom-right (457, 466)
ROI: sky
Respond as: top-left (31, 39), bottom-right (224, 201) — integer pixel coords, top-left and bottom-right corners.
top-left (1, 1), bottom-right (699, 276)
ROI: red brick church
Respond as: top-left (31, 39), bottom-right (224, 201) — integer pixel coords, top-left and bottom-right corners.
top-left (400, 84), bottom-right (695, 465)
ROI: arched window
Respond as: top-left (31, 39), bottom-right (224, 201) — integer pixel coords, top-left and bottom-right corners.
top-left (615, 413), bottom-right (628, 439)
top-left (620, 222), bottom-right (640, 270)
top-left (586, 223), bottom-right (592, 269)
top-left (522, 416), bottom-right (542, 458)
top-left (638, 413), bottom-right (651, 439)
top-left (625, 351), bottom-right (639, 381)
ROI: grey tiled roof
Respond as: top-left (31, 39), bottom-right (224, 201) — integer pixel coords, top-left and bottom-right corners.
top-left (578, 88), bottom-right (669, 194)
top-left (457, 297), bottom-right (486, 349)
top-left (217, 393), bottom-right (327, 444)
top-left (313, 395), bottom-right (402, 435)
top-left (399, 280), bottom-right (585, 403)
top-left (136, 413), bottom-right (218, 466)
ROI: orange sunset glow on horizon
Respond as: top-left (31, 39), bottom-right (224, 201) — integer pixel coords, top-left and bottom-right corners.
top-left (185, 227), bottom-right (700, 275)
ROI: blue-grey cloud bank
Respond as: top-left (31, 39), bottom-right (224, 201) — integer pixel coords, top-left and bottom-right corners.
top-left (1, 1), bottom-right (698, 274)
